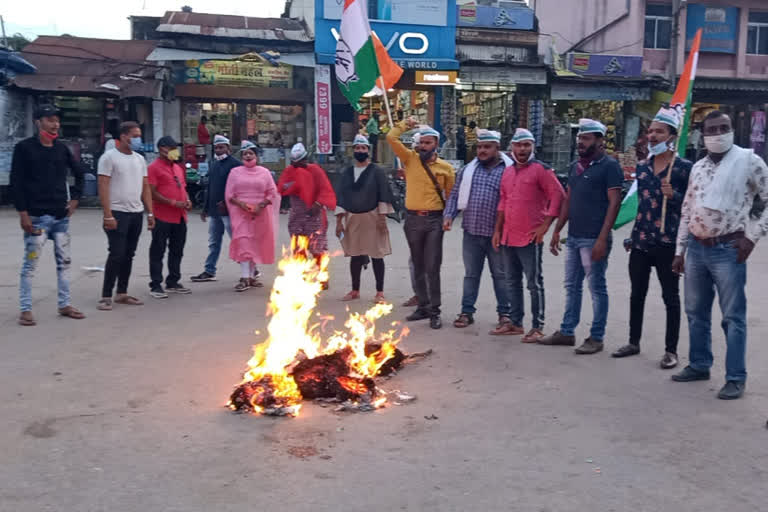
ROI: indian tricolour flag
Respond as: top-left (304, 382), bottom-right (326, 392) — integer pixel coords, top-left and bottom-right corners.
top-left (614, 28), bottom-right (703, 230)
top-left (335, 0), bottom-right (380, 110)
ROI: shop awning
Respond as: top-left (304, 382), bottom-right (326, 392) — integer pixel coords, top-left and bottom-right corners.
top-left (12, 36), bottom-right (165, 99)
top-left (174, 83), bottom-right (312, 103)
top-left (155, 11), bottom-right (312, 43)
top-left (146, 47), bottom-right (315, 67)
top-left (694, 77), bottom-right (768, 92)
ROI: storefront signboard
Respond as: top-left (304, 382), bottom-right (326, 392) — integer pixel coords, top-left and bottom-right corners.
top-left (457, 27), bottom-right (538, 46)
top-left (551, 83), bottom-right (651, 101)
top-left (415, 71), bottom-right (457, 85)
top-left (456, 4), bottom-right (534, 31)
top-left (686, 4), bottom-right (740, 54)
top-left (314, 65), bottom-right (333, 155)
top-left (459, 66), bottom-right (546, 85)
top-left (177, 59), bottom-right (293, 88)
top-left (323, 0), bottom-right (450, 26)
top-left (567, 53), bottom-right (643, 78)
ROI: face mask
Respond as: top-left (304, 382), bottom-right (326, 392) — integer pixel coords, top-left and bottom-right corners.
top-left (39, 130), bottom-right (59, 142)
top-left (511, 147), bottom-right (534, 164)
top-left (167, 149), bottom-right (180, 161)
top-left (130, 137), bottom-right (143, 151)
top-left (243, 159), bottom-right (257, 168)
top-left (647, 140), bottom-right (670, 157)
top-left (704, 132), bottom-right (734, 154)
top-left (214, 153), bottom-right (228, 161)
top-left (419, 147), bottom-right (436, 162)
top-left (353, 151), bottom-right (369, 163)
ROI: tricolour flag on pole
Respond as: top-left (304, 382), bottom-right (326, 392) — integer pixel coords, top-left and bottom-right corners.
top-left (372, 32), bottom-right (403, 91)
top-left (335, 0), bottom-right (380, 111)
top-left (613, 28), bottom-right (703, 230)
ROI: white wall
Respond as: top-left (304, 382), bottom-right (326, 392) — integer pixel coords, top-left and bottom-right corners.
top-left (289, 0), bottom-right (316, 37)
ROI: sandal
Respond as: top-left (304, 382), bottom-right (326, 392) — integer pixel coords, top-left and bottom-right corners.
top-left (58, 305), bottom-right (86, 320)
top-left (373, 293), bottom-right (387, 304)
top-left (234, 278), bottom-right (251, 292)
top-left (522, 328), bottom-right (545, 343)
top-left (249, 278), bottom-right (264, 288)
top-left (453, 313), bottom-right (475, 328)
top-left (402, 296), bottom-right (419, 307)
top-left (97, 298), bottom-right (113, 311)
top-left (18, 311), bottom-right (36, 326)
top-left (114, 295), bottom-right (143, 306)
top-left (489, 317), bottom-right (524, 336)
top-left (341, 291), bottom-right (360, 301)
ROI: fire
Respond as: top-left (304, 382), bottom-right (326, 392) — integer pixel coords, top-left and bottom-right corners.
top-left (229, 236), bottom-right (408, 416)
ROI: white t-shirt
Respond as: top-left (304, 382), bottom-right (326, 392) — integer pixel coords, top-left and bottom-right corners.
top-left (97, 149), bottom-right (147, 213)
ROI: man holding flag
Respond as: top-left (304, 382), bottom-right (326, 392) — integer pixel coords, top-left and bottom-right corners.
top-left (612, 108), bottom-right (692, 368)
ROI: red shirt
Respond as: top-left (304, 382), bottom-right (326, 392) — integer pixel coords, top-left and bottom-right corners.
top-left (148, 158), bottom-right (188, 223)
top-left (497, 160), bottom-right (565, 247)
top-left (197, 123), bottom-right (211, 145)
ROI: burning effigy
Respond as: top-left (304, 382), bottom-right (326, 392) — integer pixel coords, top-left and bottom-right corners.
top-left (228, 236), bottom-right (412, 417)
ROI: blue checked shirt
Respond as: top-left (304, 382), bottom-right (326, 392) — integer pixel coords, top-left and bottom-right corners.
top-left (444, 160), bottom-right (506, 237)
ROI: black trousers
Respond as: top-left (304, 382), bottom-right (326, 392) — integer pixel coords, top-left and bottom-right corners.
top-left (149, 219), bottom-right (187, 289)
top-left (629, 246), bottom-right (680, 354)
top-left (404, 213), bottom-right (444, 316)
top-left (102, 211), bottom-right (143, 298)
top-left (369, 133), bottom-right (379, 162)
top-left (350, 256), bottom-right (385, 292)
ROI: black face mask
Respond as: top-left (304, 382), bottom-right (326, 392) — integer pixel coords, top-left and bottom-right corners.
top-left (353, 152), bottom-right (369, 163)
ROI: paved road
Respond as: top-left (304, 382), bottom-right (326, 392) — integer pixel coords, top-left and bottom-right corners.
top-left (1, 208), bottom-right (766, 512)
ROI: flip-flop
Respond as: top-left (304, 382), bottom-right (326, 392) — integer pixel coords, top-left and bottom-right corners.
top-left (58, 306), bottom-right (86, 319)
top-left (453, 313), bottom-right (474, 328)
top-left (114, 295), bottom-right (144, 306)
top-left (18, 313), bottom-right (36, 326)
top-left (97, 299), bottom-right (113, 311)
top-left (341, 291), bottom-right (360, 301)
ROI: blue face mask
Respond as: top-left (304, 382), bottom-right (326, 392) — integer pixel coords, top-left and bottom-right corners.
top-left (130, 137), bottom-right (143, 151)
top-left (647, 137), bottom-right (674, 157)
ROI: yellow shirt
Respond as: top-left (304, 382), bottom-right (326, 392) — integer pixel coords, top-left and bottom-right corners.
top-left (387, 122), bottom-right (455, 211)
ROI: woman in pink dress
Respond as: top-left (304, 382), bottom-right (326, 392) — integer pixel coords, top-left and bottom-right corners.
top-left (225, 141), bottom-right (280, 292)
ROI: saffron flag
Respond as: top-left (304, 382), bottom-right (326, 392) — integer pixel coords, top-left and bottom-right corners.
top-left (335, 0), bottom-right (380, 110)
top-left (614, 28), bottom-right (703, 231)
top-left (372, 32), bottom-right (403, 91)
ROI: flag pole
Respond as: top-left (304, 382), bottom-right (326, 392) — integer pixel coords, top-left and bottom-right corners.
top-left (378, 76), bottom-right (394, 129)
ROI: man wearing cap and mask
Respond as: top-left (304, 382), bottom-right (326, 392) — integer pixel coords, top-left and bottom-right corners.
top-left (444, 128), bottom-right (514, 334)
top-left (10, 104), bottom-right (86, 326)
top-left (191, 134), bottom-right (241, 282)
top-left (612, 108), bottom-right (691, 369)
top-left (388, 117), bottom-right (455, 329)
top-left (671, 111), bottom-right (768, 400)
top-left (492, 128), bottom-right (565, 343)
top-left (147, 136), bottom-right (192, 299)
top-left (278, 143), bottom-right (337, 287)
top-left (335, 134), bottom-right (393, 303)
top-left (540, 119), bottom-right (623, 354)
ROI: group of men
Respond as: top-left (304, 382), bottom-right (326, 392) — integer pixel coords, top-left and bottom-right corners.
top-left (387, 107), bottom-right (768, 401)
top-left (10, 103), bottom-right (768, 401)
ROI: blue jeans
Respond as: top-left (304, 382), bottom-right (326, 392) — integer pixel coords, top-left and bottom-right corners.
top-left (461, 231), bottom-right (511, 317)
top-left (504, 243), bottom-right (545, 329)
top-left (684, 237), bottom-right (747, 382)
top-left (560, 236), bottom-right (612, 340)
top-left (204, 215), bottom-right (231, 275)
top-left (20, 215), bottom-right (72, 312)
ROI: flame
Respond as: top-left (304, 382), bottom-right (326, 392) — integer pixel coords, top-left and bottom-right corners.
top-left (230, 236), bottom-right (407, 415)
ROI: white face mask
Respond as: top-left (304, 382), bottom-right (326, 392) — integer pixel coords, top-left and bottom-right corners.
top-left (647, 138), bottom-right (675, 157)
top-left (214, 153), bottom-right (228, 161)
top-left (704, 132), bottom-right (734, 154)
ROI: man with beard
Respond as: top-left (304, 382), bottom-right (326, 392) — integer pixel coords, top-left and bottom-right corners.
top-left (539, 119), bottom-right (623, 354)
top-left (444, 129), bottom-right (514, 333)
top-left (492, 128), bottom-right (565, 342)
top-left (192, 135), bottom-right (241, 282)
top-left (671, 111), bottom-right (768, 400)
top-left (387, 118), bottom-right (455, 329)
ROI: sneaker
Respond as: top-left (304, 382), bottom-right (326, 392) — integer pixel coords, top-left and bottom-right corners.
top-left (671, 366), bottom-right (710, 382)
top-left (234, 278), bottom-right (251, 292)
top-left (575, 338), bottom-right (604, 355)
top-left (166, 284), bottom-right (192, 294)
top-left (660, 352), bottom-right (678, 369)
top-left (717, 381), bottom-right (746, 400)
top-left (538, 330), bottom-right (576, 346)
top-left (612, 344), bottom-right (641, 358)
top-left (150, 287), bottom-right (169, 299)
top-left (430, 315), bottom-right (442, 329)
top-left (406, 309), bottom-right (431, 322)
top-left (191, 271), bottom-right (216, 282)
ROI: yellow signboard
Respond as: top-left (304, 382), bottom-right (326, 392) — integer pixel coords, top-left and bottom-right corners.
top-left (179, 59), bottom-right (293, 88)
top-left (415, 71), bottom-right (457, 85)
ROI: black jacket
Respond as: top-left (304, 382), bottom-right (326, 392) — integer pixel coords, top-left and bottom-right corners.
top-left (10, 137), bottom-right (84, 218)
top-left (205, 155), bottom-right (241, 216)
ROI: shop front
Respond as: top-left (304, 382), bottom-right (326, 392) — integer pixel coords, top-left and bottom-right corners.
top-left (173, 56), bottom-right (313, 172)
top-left (314, 0), bottom-right (459, 169)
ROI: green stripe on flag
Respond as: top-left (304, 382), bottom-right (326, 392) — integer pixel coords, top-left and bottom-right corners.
top-left (337, 38), bottom-right (379, 111)
top-left (613, 180), bottom-right (638, 230)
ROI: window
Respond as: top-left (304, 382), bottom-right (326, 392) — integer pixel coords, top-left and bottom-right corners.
top-left (748, 11), bottom-right (768, 55)
top-left (644, 4), bottom-right (673, 49)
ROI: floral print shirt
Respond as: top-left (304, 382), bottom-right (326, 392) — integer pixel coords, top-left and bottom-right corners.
top-left (631, 156), bottom-right (691, 250)
top-left (676, 149), bottom-right (768, 255)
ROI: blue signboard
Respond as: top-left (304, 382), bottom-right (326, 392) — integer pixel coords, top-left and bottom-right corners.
top-left (686, 4), bottom-right (740, 54)
top-left (315, 18), bottom-right (459, 70)
top-left (456, 5), bottom-right (534, 31)
top-left (568, 53), bottom-right (644, 78)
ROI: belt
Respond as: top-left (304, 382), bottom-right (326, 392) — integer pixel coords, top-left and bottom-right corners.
top-left (407, 210), bottom-right (443, 217)
top-left (693, 231), bottom-right (744, 248)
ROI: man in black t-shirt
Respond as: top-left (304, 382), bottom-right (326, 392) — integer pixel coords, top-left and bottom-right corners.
top-left (10, 104), bottom-right (86, 326)
top-left (539, 119), bottom-right (623, 354)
